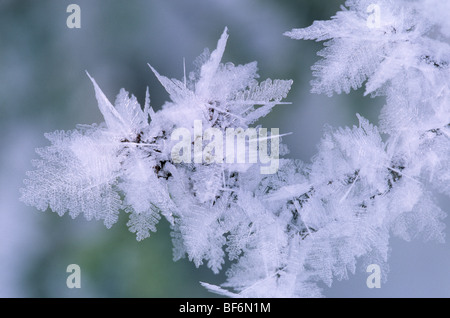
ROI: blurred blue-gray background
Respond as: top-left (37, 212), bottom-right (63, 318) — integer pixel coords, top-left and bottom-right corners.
top-left (1, 0), bottom-right (449, 297)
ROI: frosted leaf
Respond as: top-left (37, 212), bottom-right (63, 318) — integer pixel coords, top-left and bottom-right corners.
top-left (234, 78), bottom-right (292, 103)
top-left (86, 72), bottom-right (129, 135)
top-left (114, 88), bottom-right (149, 134)
top-left (150, 27), bottom-right (292, 128)
top-left (127, 210), bottom-right (161, 242)
top-left (285, 0), bottom-right (450, 97)
top-left (148, 64), bottom-right (194, 105)
top-left (21, 128), bottom-right (123, 228)
top-left (391, 191), bottom-right (446, 243)
top-left (119, 152), bottom-right (174, 240)
top-left (196, 27), bottom-right (229, 99)
top-left (285, 8), bottom-right (382, 96)
top-left (213, 61), bottom-right (259, 100)
top-left (21, 74), bottom-right (172, 234)
top-left (331, 114), bottom-right (389, 188)
top-left (308, 115), bottom-right (389, 200)
top-left (162, 165), bottom-right (222, 271)
top-left (174, 206), bottom-right (227, 273)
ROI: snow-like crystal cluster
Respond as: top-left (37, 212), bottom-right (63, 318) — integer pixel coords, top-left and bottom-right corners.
top-left (21, 0), bottom-right (449, 297)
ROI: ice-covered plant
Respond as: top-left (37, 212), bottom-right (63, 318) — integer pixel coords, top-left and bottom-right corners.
top-left (21, 0), bottom-right (449, 297)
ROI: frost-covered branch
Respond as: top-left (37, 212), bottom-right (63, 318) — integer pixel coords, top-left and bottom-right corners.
top-left (21, 0), bottom-right (449, 298)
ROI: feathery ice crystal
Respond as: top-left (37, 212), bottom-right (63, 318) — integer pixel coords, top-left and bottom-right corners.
top-left (21, 0), bottom-right (449, 298)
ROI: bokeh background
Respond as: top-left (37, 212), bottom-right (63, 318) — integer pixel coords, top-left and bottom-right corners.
top-left (1, 0), bottom-right (449, 297)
